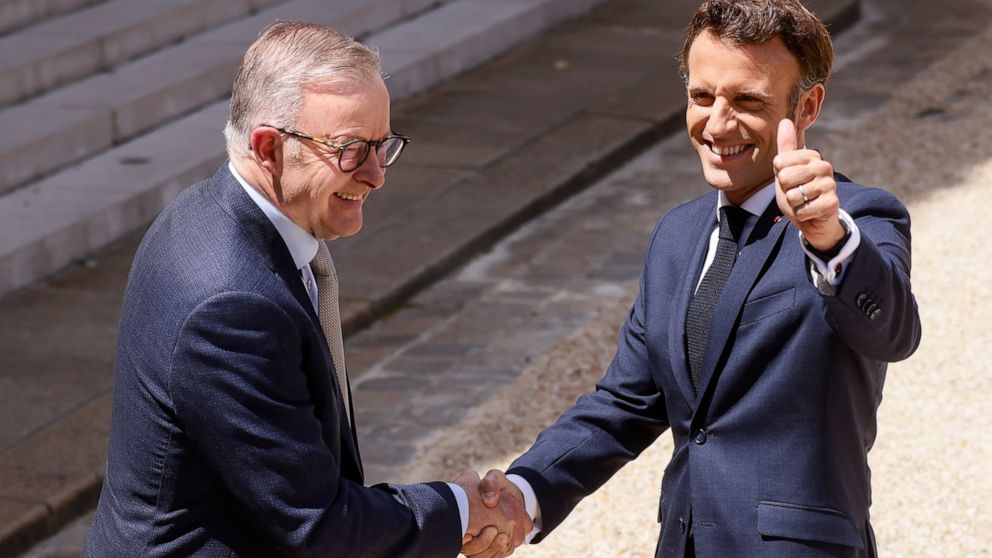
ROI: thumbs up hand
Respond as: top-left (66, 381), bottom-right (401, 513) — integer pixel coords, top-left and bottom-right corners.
top-left (773, 118), bottom-right (846, 252)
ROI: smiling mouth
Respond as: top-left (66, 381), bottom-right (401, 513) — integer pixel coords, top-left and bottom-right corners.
top-left (706, 143), bottom-right (754, 158)
top-left (333, 192), bottom-right (367, 201)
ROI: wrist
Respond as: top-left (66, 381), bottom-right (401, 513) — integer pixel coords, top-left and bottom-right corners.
top-left (805, 218), bottom-right (847, 254)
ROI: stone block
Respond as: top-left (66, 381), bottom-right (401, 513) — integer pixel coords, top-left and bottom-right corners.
top-left (388, 115), bottom-right (523, 169)
top-left (0, 105), bottom-right (113, 195)
top-left (0, 0), bottom-right (102, 35)
top-left (0, 498), bottom-right (49, 558)
top-left (374, 0), bottom-right (605, 101)
top-left (0, 101), bottom-right (229, 298)
top-left (0, 0), bottom-right (254, 106)
top-left (0, 355), bottom-right (113, 451)
top-left (0, 394), bottom-right (110, 503)
top-left (0, 32), bottom-right (101, 108)
top-left (37, 41), bottom-right (243, 143)
top-left (76, 0), bottom-right (250, 68)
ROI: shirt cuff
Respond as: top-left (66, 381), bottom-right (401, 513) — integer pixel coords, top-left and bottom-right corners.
top-left (800, 209), bottom-right (861, 293)
top-left (446, 482), bottom-right (469, 537)
top-left (507, 474), bottom-right (542, 543)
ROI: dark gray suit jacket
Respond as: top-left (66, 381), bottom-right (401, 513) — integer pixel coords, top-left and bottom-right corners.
top-left (508, 175), bottom-right (921, 557)
top-left (84, 165), bottom-right (461, 557)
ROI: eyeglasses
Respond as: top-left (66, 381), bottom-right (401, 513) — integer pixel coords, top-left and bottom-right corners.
top-left (268, 126), bottom-right (411, 172)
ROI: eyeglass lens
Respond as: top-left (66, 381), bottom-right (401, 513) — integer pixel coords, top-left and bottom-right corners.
top-left (339, 137), bottom-right (407, 171)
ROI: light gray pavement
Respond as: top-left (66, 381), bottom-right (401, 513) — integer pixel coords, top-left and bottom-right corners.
top-left (12, 0), bottom-right (992, 555)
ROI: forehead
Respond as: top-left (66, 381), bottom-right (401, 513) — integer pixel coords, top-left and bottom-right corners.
top-left (686, 30), bottom-right (798, 89)
top-left (298, 77), bottom-right (390, 136)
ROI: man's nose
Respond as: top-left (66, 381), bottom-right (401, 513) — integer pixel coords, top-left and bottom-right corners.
top-left (705, 99), bottom-right (738, 137)
top-left (355, 155), bottom-right (386, 189)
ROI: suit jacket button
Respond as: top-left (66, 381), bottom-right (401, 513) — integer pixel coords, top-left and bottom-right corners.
top-left (694, 429), bottom-right (707, 445)
top-left (865, 303), bottom-right (878, 316)
top-left (857, 293), bottom-right (868, 308)
top-left (870, 308), bottom-right (882, 320)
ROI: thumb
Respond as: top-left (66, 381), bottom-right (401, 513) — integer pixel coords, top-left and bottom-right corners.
top-left (777, 118), bottom-right (798, 155)
top-left (479, 470), bottom-right (507, 508)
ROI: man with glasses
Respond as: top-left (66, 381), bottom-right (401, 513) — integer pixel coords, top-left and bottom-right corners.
top-left (84, 21), bottom-right (528, 557)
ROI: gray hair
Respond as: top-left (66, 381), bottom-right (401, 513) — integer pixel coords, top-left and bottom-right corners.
top-left (224, 20), bottom-right (382, 159)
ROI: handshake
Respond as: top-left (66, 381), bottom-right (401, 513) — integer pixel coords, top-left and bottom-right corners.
top-left (453, 469), bottom-right (534, 558)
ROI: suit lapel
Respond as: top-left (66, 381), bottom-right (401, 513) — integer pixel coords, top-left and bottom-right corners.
top-left (694, 202), bottom-right (789, 401)
top-left (345, 376), bottom-right (365, 482)
top-left (669, 195), bottom-right (719, 408)
top-left (210, 165), bottom-right (364, 479)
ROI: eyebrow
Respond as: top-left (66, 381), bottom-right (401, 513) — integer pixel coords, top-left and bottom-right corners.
top-left (687, 86), bottom-right (772, 102)
top-left (324, 131), bottom-right (395, 142)
top-left (733, 89), bottom-right (772, 101)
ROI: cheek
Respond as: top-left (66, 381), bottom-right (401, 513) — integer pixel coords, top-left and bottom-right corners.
top-left (686, 110), bottom-right (707, 139)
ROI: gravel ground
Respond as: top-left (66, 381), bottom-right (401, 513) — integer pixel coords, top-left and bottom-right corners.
top-left (398, 20), bottom-right (992, 558)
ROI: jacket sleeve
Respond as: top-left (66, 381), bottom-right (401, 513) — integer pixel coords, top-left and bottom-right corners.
top-left (169, 291), bottom-right (461, 558)
top-left (506, 247), bottom-right (670, 540)
top-left (822, 185), bottom-right (922, 362)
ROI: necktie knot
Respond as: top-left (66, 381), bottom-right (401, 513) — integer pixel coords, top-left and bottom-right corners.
top-left (719, 205), bottom-right (749, 245)
top-left (311, 242), bottom-right (336, 278)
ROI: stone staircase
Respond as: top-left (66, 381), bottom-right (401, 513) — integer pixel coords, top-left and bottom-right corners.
top-left (0, 0), bottom-right (603, 299)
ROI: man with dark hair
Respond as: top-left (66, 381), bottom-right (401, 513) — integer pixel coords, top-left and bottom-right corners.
top-left (83, 21), bottom-right (528, 557)
top-left (472, 1), bottom-right (921, 556)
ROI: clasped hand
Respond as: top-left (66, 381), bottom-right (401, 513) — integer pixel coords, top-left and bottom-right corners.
top-left (453, 469), bottom-right (532, 558)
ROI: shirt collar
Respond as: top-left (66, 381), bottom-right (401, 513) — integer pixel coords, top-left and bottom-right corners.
top-left (716, 181), bottom-right (776, 220)
top-left (229, 162), bottom-right (319, 270)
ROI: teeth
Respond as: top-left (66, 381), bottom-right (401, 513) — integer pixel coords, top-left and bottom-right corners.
top-left (712, 144), bottom-right (747, 156)
top-left (334, 192), bottom-right (364, 201)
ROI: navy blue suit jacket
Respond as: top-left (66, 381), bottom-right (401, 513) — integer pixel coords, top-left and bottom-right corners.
top-left (84, 166), bottom-right (461, 557)
top-left (508, 176), bottom-right (921, 557)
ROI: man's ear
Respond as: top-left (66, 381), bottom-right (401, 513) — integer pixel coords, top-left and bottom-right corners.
top-left (796, 83), bottom-right (825, 134)
top-left (250, 126), bottom-right (284, 178)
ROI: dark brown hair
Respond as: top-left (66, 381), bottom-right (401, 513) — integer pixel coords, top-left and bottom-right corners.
top-left (679, 0), bottom-right (834, 106)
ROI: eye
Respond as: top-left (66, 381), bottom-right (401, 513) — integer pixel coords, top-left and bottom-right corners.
top-left (735, 96), bottom-right (764, 111)
top-left (339, 142), bottom-right (368, 163)
top-left (689, 91), bottom-right (714, 106)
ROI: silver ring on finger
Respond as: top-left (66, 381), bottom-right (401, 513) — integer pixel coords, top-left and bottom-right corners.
top-left (798, 183), bottom-right (810, 205)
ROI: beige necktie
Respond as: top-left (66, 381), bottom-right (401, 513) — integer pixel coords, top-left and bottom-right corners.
top-left (310, 241), bottom-right (351, 425)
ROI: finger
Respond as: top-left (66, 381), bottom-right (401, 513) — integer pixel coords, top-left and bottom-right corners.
top-left (777, 118), bottom-right (797, 155)
top-left (479, 469), bottom-right (510, 508)
top-left (453, 468), bottom-right (481, 485)
top-left (794, 185), bottom-right (839, 223)
top-left (773, 148), bottom-right (822, 173)
top-left (776, 163), bottom-right (819, 193)
top-left (494, 533), bottom-right (511, 555)
top-left (462, 526), bottom-right (498, 556)
top-left (785, 182), bottom-right (814, 211)
top-left (467, 533), bottom-right (509, 558)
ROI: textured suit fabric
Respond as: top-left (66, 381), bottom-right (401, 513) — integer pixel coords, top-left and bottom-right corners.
top-left (507, 175), bottom-right (921, 557)
top-left (84, 165), bottom-right (461, 557)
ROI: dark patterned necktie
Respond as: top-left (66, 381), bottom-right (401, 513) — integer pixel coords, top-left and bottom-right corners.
top-left (686, 205), bottom-right (749, 392)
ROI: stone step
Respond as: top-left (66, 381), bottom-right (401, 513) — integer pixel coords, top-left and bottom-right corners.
top-left (0, 0), bottom-right (287, 108)
top-left (0, 0), bottom-right (457, 196)
top-left (0, 0), bottom-right (607, 299)
top-left (0, 0), bottom-right (106, 36)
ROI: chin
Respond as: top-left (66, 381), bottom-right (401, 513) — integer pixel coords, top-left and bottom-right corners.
top-left (332, 223), bottom-right (364, 239)
top-left (700, 168), bottom-right (733, 192)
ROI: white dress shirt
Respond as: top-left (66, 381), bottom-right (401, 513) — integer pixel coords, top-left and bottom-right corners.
top-left (230, 163), bottom-right (472, 536)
